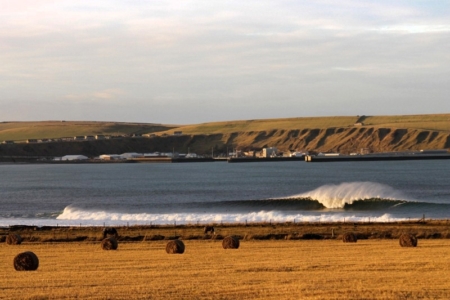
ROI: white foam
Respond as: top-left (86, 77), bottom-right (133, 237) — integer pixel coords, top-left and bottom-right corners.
top-left (43, 205), bottom-right (407, 226)
top-left (289, 181), bottom-right (407, 208)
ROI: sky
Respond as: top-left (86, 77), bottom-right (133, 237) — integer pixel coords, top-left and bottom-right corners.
top-left (1, 1), bottom-right (449, 124)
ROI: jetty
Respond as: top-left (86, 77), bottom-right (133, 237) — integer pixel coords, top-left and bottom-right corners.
top-left (305, 151), bottom-right (450, 162)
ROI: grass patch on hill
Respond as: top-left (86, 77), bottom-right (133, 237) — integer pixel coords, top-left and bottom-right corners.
top-left (0, 121), bottom-right (176, 141)
top-left (167, 116), bottom-right (358, 135)
top-left (163, 114), bottom-right (450, 135)
top-left (362, 114), bottom-right (450, 132)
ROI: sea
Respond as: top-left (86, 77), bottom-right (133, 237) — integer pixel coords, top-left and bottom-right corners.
top-left (0, 160), bottom-right (449, 227)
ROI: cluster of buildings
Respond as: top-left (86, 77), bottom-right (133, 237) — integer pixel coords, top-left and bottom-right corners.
top-left (53, 148), bottom-right (308, 161)
top-left (54, 151), bottom-right (199, 161)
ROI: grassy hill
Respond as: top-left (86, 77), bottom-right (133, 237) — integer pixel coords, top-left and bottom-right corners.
top-left (0, 121), bottom-right (177, 141)
top-left (163, 114), bottom-right (450, 135)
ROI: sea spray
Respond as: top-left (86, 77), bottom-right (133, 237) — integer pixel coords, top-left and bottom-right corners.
top-left (291, 182), bottom-right (408, 208)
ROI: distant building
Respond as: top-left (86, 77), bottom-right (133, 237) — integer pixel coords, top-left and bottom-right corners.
top-left (85, 136), bottom-right (95, 141)
top-left (120, 152), bottom-right (143, 159)
top-left (74, 136), bottom-right (84, 141)
top-left (99, 154), bottom-right (122, 160)
top-left (262, 147), bottom-right (277, 158)
top-left (317, 152), bottom-right (340, 156)
top-left (2, 140), bottom-right (14, 144)
top-left (289, 151), bottom-right (307, 157)
top-left (27, 139), bottom-right (38, 143)
top-left (61, 155), bottom-right (89, 161)
top-left (173, 131), bottom-right (183, 136)
top-left (360, 148), bottom-right (370, 155)
top-left (95, 135), bottom-right (106, 140)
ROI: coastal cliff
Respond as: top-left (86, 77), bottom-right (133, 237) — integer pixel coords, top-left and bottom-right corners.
top-left (1, 126), bottom-right (449, 157)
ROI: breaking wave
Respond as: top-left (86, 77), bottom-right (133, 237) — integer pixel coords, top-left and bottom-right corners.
top-left (289, 181), bottom-right (408, 208)
top-left (23, 181), bottom-right (443, 226)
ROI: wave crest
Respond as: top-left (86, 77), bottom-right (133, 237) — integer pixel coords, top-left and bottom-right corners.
top-left (290, 182), bottom-right (408, 208)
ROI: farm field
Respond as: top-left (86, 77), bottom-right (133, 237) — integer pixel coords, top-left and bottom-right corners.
top-left (2, 239), bottom-right (450, 299)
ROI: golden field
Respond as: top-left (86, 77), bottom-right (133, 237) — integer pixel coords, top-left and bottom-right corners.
top-left (2, 225), bottom-right (450, 299)
top-left (1, 240), bottom-right (450, 299)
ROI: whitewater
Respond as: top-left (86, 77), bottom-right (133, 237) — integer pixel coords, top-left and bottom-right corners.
top-left (0, 160), bottom-right (449, 226)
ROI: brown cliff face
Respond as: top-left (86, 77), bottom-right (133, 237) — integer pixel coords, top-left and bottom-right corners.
top-left (217, 127), bottom-right (450, 154)
top-left (0, 127), bottom-right (449, 157)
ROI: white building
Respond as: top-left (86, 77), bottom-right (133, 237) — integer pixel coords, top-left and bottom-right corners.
top-left (120, 152), bottom-right (143, 159)
top-left (262, 147), bottom-right (277, 158)
top-left (61, 155), bottom-right (89, 161)
top-left (290, 151), bottom-right (307, 157)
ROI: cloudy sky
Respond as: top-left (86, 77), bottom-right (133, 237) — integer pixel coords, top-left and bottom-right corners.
top-left (1, 1), bottom-right (449, 124)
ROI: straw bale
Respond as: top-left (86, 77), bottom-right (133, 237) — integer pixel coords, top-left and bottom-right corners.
top-left (399, 233), bottom-right (417, 247)
top-left (166, 240), bottom-right (185, 254)
top-left (13, 251), bottom-right (39, 271)
top-left (101, 237), bottom-right (118, 250)
top-left (343, 232), bottom-right (357, 243)
top-left (6, 233), bottom-right (22, 245)
top-left (222, 236), bottom-right (240, 249)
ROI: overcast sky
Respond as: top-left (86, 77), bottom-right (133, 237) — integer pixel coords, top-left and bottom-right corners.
top-left (1, 1), bottom-right (449, 124)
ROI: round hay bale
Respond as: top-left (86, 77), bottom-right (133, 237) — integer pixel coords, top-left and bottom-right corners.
top-left (6, 233), bottom-right (22, 245)
top-left (101, 237), bottom-right (118, 250)
top-left (222, 236), bottom-right (240, 249)
top-left (13, 251), bottom-right (39, 271)
top-left (399, 233), bottom-right (417, 247)
top-left (166, 240), bottom-right (185, 254)
top-left (342, 232), bottom-right (357, 243)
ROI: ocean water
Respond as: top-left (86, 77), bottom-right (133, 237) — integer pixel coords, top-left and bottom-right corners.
top-left (0, 160), bottom-right (449, 226)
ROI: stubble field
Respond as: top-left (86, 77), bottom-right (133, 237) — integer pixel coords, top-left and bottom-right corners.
top-left (2, 239), bottom-right (450, 299)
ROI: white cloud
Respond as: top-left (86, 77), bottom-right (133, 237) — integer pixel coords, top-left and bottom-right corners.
top-left (0, 0), bottom-right (449, 123)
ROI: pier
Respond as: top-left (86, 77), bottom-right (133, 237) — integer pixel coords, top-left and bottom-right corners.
top-left (305, 153), bottom-right (450, 162)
